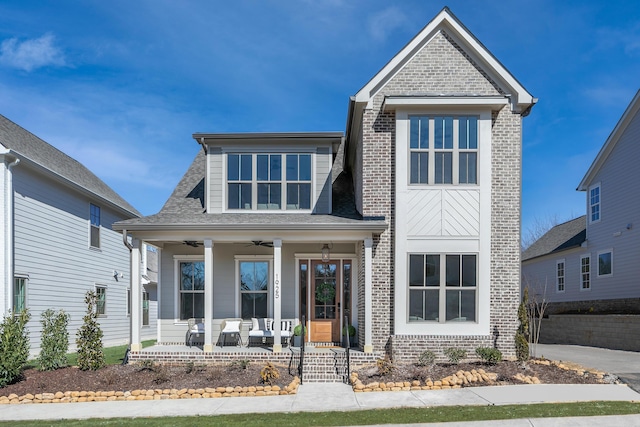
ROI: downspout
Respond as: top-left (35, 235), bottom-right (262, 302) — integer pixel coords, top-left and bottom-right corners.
top-left (197, 137), bottom-right (207, 154)
top-left (121, 229), bottom-right (133, 363)
top-left (5, 157), bottom-right (20, 314)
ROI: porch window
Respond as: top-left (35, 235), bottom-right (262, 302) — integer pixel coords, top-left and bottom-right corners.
top-left (240, 261), bottom-right (268, 319)
top-left (127, 289), bottom-right (150, 326)
top-left (409, 253), bottom-right (477, 322)
top-left (409, 115), bottom-right (478, 185)
top-left (180, 261), bottom-right (204, 320)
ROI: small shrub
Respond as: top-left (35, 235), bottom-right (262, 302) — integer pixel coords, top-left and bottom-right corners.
top-left (230, 359), bottom-right (250, 370)
top-left (137, 359), bottom-right (156, 372)
top-left (260, 362), bottom-right (280, 385)
top-left (475, 347), bottom-right (502, 365)
top-left (376, 356), bottom-right (395, 376)
top-left (38, 309), bottom-right (70, 371)
top-left (185, 361), bottom-right (195, 374)
top-left (415, 350), bottom-right (436, 367)
top-left (515, 289), bottom-right (530, 361)
top-left (75, 291), bottom-right (105, 371)
top-left (206, 365), bottom-right (222, 382)
top-left (0, 309), bottom-right (31, 387)
top-left (101, 369), bottom-right (118, 386)
top-left (153, 365), bottom-right (170, 384)
top-left (443, 347), bottom-right (467, 364)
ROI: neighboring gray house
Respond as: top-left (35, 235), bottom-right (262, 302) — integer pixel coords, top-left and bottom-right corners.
top-left (522, 89), bottom-right (640, 350)
top-left (0, 114), bottom-right (157, 355)
top-left (116, 7), bottom-right (535, 362)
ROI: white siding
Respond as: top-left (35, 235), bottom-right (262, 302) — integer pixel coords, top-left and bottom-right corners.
top-left (522, 248), bottom-right (585, 302)
top-left (314, 147), bottom-right (331, 214)
top-left (12, 166), bottom-right (145, 354)
top-left (208, 147), bottom-right (223, 213)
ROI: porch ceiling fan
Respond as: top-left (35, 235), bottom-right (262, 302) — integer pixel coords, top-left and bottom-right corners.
top-left (182, 240), bottom-right (202, 248)
top-left (247, 240), bottom-right (273, 248)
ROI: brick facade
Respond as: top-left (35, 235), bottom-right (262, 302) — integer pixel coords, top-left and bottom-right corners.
top-left (357, 29), bottom-right (524, 361)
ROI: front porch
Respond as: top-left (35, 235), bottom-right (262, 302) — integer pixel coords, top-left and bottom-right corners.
top-left (128, 343), bottom-right (382, 382)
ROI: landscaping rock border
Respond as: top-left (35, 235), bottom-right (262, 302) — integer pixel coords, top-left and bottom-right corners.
top-left (0, 377), bottom-right (300, 404)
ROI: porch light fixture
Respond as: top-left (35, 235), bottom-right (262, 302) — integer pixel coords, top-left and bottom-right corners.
top-left (321, 244), bottom-right (330, 262)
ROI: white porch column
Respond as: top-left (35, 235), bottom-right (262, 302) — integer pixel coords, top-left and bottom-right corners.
top-left (130, 238), bottom-right (142, 351)
top-left (364, 238), bottom-right (373, 353)
top-left (272, 239), bottom-right (282, 353)
top-left (203, 239), bottom-right (214, 353)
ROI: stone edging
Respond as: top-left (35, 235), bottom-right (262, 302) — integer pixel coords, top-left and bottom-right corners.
top-left (0, 376), bottom-right (300, 404)
top-left (350, 369), bottom-right (497, 392)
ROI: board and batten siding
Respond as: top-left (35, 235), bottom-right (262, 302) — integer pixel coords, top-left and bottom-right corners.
top-left (207, 147), bottom-right (223, 213)
top-left (314, 146), bottom-right (331, 214)
top-left (581, 105), bottom-right (640, 300)
top-left (12, 166), bottom-right (152, 355)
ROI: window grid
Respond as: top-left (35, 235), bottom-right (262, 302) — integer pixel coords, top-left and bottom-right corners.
top-left (90, 204), bottom-right (100, 248)
top-left (580, 256), bottom-right (590, 290)
top-left (179, 261), bottom-right (205, 320)
top-left (408, 253), bottom-right (477, 323)
top-left (409, 115), bottom-right (478, 185)
top-left (95, 286), bottom-right (106, 315)
top-left (240, 261), bottom-right (269, 320)
top-left (556, 261), bottom-right (565, 292)
top-left (13, 277), bottom-right (27, 313)
top-left (589, 185), bottom-right (600, 222)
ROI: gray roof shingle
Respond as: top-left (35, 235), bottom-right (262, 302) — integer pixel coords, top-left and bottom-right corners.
top-left (521, 216), bottom-right (586, 262)
top-left (0, 114), bottom-right (140, 217)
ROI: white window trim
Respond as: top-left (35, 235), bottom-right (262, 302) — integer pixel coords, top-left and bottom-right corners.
top-left (89, 203), bottom-right (101, 249)
top-left (173, 255), bottom-right (204, 323)
top-left (580, 254), bottom-right (591, 291)
top-left (597, 249), bottom-right (613, 278)
top-left (588, 183), bottom-right (601, 224)
top-left (234, 255), bottom-right (273, 319)
top-left (223, 150), bottom-right (315, 213)
top-left (555, 259), bottom-right (565, 293)
top-left (408, 115), bottom-right (480, 186)
top-left (13, 275), bottom-right (28, 313)
top-left (95, 284), bottom-right (107, 316)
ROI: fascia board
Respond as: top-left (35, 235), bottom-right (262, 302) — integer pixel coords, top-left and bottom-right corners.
top-left (577, 89), bottom-right (640, 191)
top-left (354, 8), bottom-right (534, 111)
top-left (113, 221), bottom-right (387, 233)
top-left (382, 96), bottom-right (509, 111)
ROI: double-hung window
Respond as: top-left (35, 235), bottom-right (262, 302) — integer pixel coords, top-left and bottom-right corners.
top-left (13, 277), bottom-right (27, 313)
top-left (556, 260), bottom-right (565, 292)
top-left (580, 255), bottom-right (591, 290)
top-left (227, 153), bottom-right (311, 210)
top-left (240, 260), bottom-right (269, 319)
top-left (95, 286), bottom-right (106, 315)
top-left (409, 254), bottom-right (477, 322)
top-left (589, 184), bottom-right (600, 223)
top-left (90, 204), bottom-right (101, 248)
top-left (409, 115), bottom-right (478, 185)
top-left (180, 261), bottom-right (204, 320)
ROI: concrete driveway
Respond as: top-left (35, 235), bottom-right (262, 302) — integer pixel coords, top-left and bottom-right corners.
top-left (534, 344), bottom-right (640, 392)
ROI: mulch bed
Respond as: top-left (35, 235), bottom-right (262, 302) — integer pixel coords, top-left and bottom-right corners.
top-left (0, 362), bottom-right (295, 397)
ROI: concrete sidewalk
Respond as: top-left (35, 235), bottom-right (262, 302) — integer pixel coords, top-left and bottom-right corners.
top-left (0, 382), bottom-right (638, 423)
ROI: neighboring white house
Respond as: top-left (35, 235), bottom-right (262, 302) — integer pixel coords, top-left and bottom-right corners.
top-left (115, 7), bottom-right (535, 362)
top-left (522, 90), bottom-right (640, 350)
top-left (0, 114), bottom-right (157, 355)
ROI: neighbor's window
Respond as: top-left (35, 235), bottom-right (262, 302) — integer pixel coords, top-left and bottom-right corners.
top-left (556, 260), bottom-right (565, 292)
top-left (90, 204), bottom-right (101, 248)
top-left (227, 153), bottom-right (311, 210)
top-left (598, 250), bottom-right (612, 277)
top-left (410, 115), bottom-right (478, 185)
top-left (589, 184), bottom-right (600, 223)
top-left (13, 277), bottom-right (27, 313)
top-left (95, 286), bottom-right (106, 315)
top-left (408, 253), bottom-right (477, 322)
top-left (240, 260), bottom-right (269, 319)
top-left (580, 255), bottom-right (590, 290)
top-left (180, 261), bottom-right (204, 320)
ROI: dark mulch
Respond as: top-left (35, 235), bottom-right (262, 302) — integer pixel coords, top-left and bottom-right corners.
top-left (0, 362), bottom-right (295, 397)
top-left (356, 360), bottom-right (613, 386)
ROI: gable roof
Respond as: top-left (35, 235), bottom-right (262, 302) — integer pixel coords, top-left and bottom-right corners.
top-left (577, 89), bottom-right (640, 191)
top-left (0, 114), bottom-right (140, 218)
top-left (521, 216), bottom-right (586, 262)
top-left (352, 7), bottom-right (536, 113)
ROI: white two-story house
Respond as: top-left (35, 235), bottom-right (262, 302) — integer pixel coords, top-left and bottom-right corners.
top-left (116, 7), bottom-right (535, 364)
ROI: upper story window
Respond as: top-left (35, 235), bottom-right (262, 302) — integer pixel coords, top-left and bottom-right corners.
top-left (227, 153), bottom-right (312, 211)
top-left (410, 115), bottom-right (478, 185)
top-left (580, 255), bottom-right (591, 290)
top-left (556, 260), bottom-right (565, 292)
top-left (589, 184), bottom-right (600, 223)
top-left (90, 204), bottom-right (101, 248)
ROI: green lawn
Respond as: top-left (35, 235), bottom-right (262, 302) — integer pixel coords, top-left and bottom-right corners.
top-left (1, 402), bottom-right (639, 426)
top-left (65, 340), bottom-right (156, 366)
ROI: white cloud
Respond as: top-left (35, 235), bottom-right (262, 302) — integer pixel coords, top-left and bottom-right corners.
top-left (0, 33), bottom-right (65, 71)
top-left (368, 7), bottom-right (408, 42)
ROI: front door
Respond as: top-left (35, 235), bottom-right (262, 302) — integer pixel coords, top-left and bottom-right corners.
top-left (310, 261), bottom-right (340, 343)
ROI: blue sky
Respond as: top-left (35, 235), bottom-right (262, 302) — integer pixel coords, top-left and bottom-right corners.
top-left (0, 1), bottom-right (638, 236)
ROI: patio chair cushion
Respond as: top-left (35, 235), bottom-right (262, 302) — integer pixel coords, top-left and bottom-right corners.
top-left (191, 323), bottom-right (204, 333)
top-left (251, 317), bottom-right (259, 331)
top-left (222, 320), bottom-right (241, 333)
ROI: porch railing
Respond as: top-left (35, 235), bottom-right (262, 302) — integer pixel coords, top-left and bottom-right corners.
top-left (344, 315), bottom-right (350, 381)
